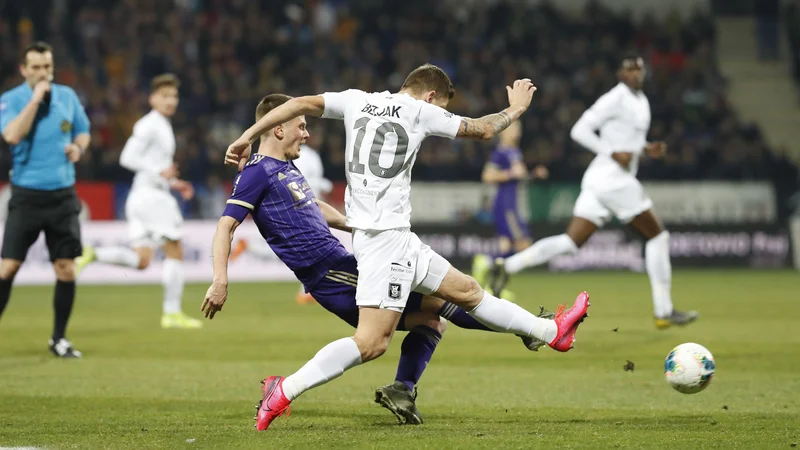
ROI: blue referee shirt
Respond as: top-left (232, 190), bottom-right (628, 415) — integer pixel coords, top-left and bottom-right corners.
top-left (0, 83), bottom-right (90, 190)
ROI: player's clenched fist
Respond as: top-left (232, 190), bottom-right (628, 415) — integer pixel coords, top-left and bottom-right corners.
top-left (506, 79), bottom-right (537, 111)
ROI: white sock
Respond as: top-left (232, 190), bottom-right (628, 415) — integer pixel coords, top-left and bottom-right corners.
top-left (248, 240), bottom-right (280, 261)
top-left (162, 258), bottom-right (184, 315)
top-left (95, 247), bottom-right (141, 268)
top-left (468, 291), bottom-right (557, 343)
top-left (646, 231), bottom-right (673, 318)
top-left (281, 337), bottom-right (363, 401)
top-left (505, 234), bottom-right (578, 274)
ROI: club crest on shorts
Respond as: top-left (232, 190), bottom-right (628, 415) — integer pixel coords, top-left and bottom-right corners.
top-left (388, 283), bottom-right (402, 300)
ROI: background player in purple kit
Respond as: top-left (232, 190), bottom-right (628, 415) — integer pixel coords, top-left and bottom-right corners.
top-left (472, 121), bottom-right (548, 296)
top-left (202, 94), bottom-right (548, 425)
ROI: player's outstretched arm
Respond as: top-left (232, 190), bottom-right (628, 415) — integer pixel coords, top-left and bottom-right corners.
top-left (226, 96), bottom-right (325, 165)
top-left (457, 79), bottom-right (536, 140)
top-left (202, 216), bottom-right (241, 319)
top-left (315, 199), bottom-right (352, 232)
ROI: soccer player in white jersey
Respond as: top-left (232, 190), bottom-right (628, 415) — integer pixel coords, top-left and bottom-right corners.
top-left (494, 54), bottom-right (698, 329)
top-left (214, 64), bottom-right (591, 431)
top-left (74, 74), bottom-right (202, 329)
top-left (229, 143), bottom-right (332, 304)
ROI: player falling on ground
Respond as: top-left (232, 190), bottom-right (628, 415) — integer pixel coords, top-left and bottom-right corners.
top-left (74, 74), bottom-right (202, 329)
top-left (203, 94), bottom-right (552, 425)
top-left (472, 120), bottom-right (548, 297)
top-left (491, 54), bottom-right (697, 329)
top-left (214, 64), bottom-right (591, 431)
top-left (229, 141), bottom-right (333, 305)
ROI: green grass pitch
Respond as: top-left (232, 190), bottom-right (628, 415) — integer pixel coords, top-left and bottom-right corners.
top-left (0, 270), bottom-right (798, 449)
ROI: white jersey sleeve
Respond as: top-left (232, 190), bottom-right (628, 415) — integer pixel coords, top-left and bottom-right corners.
top-left (570, 87), bottom-right (622, 155)
top-left (120, 111), bottom-right (175, 192)
top-left (120, 119), bottom-right (159, 175)
top-left (419, 101), bottom-right (462, 139)
top-left (321, 89), bottom-right (363, 120)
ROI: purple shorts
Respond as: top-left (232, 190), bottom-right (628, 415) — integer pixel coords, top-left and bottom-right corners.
top-left (494, 208), bottom-right (530, 241)
top-left (310, 254), bottom-right (423, 331)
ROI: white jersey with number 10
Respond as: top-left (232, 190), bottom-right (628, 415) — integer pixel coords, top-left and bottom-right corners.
top-left (322, 89), bottom-right (462, 231)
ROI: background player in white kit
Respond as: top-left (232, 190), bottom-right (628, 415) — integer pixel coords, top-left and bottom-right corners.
top-left (229, 141), bottom-right (332, 304)
top-left (216, 64), bottom-right (591, 431)
top-left (494, 54), bottom-right (698, 329)
top-left (75, 74), bottom-right (202, 329)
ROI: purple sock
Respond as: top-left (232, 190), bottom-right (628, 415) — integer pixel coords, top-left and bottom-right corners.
top-left (395, 325), bottom-right (441, 391)
top-left (438, 302), bottom-right (494, 332)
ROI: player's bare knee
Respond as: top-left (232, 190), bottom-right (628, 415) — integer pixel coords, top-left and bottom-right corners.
top-left (0, 259), bottom-right (22, 280)
top-left (53, 259), bottom-right (76, 281)
top-left (353, 334), bottom-right (389, 362)
top-left (134, 247), bottom-right (153, 270)
top-left (163, 240), bottom-right (183, 260)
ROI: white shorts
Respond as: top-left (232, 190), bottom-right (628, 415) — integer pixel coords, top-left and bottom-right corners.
top-left (352, 228), bottom-right (451, 312)
top-left (573, 180), bottom-right (654, 227)
top-left (125, 188), bottom-right (183, 248)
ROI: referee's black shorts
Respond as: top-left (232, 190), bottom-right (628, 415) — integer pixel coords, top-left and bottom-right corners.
top-left (2, 185), bottom-right (83, 262)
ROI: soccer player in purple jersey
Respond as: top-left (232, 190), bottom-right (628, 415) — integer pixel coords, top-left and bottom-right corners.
top-left (202, 94), bottom-right (546, 425)
top-left (472, 121), bottom-right (548, 296)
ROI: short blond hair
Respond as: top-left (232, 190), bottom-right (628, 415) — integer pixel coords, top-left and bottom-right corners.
top-left (151, 73), bottom-right (180, 92)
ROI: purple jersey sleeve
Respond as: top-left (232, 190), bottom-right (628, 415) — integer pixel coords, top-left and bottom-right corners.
top-left (488, 149), bottom-right (508, 170)
top-left (223, 168), bottom-right (269, 222)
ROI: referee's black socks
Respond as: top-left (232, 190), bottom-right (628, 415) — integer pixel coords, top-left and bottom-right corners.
top-left (0, 278), bottom-right (12, 319)
top-left (52, 280), bottom-right (76, 341)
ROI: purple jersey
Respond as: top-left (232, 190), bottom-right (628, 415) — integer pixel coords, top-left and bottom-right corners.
top-left (488, 146), bottom-right (523, 215)
top-left (223, 154), bottom-right (350, 290)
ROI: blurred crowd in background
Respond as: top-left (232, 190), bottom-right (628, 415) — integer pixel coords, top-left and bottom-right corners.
top-left (1, 0), bottom-right (798, 219)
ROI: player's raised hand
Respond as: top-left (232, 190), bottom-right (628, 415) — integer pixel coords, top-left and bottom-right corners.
top-left (201, 282), bottom-right (228, 320)
top-left (506, 79), bottom-right (537, 111)
top-left (226, 136), bottom-right (251, 166)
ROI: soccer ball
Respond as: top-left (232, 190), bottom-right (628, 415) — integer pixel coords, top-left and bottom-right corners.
top-left (664, 343), bottom-right (715, 394)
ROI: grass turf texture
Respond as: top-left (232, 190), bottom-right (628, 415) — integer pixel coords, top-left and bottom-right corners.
top-left (0, 270), bottom-right (798, 449)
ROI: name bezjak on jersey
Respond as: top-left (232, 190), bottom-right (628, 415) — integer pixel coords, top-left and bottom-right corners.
top-left (361, 103), bottom-right (402, 118)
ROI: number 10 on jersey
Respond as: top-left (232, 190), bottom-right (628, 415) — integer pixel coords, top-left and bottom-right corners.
top-left (348, 117), bottom-right (410, 179)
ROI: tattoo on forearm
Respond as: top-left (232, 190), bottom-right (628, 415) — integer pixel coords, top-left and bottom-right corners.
top-left (459, 111), bottom-right (514, 139)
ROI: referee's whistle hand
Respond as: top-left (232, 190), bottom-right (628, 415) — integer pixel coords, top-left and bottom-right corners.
top-left (32, 79), bottom-right (51, 102)
top-left (64, 143), bottom-right (82, 163)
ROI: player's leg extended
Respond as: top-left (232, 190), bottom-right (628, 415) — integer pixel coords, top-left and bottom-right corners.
top-left (415, 239), bottom-right (589, 352)
top-left (161, 239), bottom-right (202, 329)
top-left (76, 245), bottom-right (148, 276)
top-left (628, 209), bottom-right (698, 328)
top-left (256, 307), bottom-right (400, 431)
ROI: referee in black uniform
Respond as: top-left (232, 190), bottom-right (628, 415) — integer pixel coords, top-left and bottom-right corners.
top-left (0, 42), bottom-right (90, 358)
